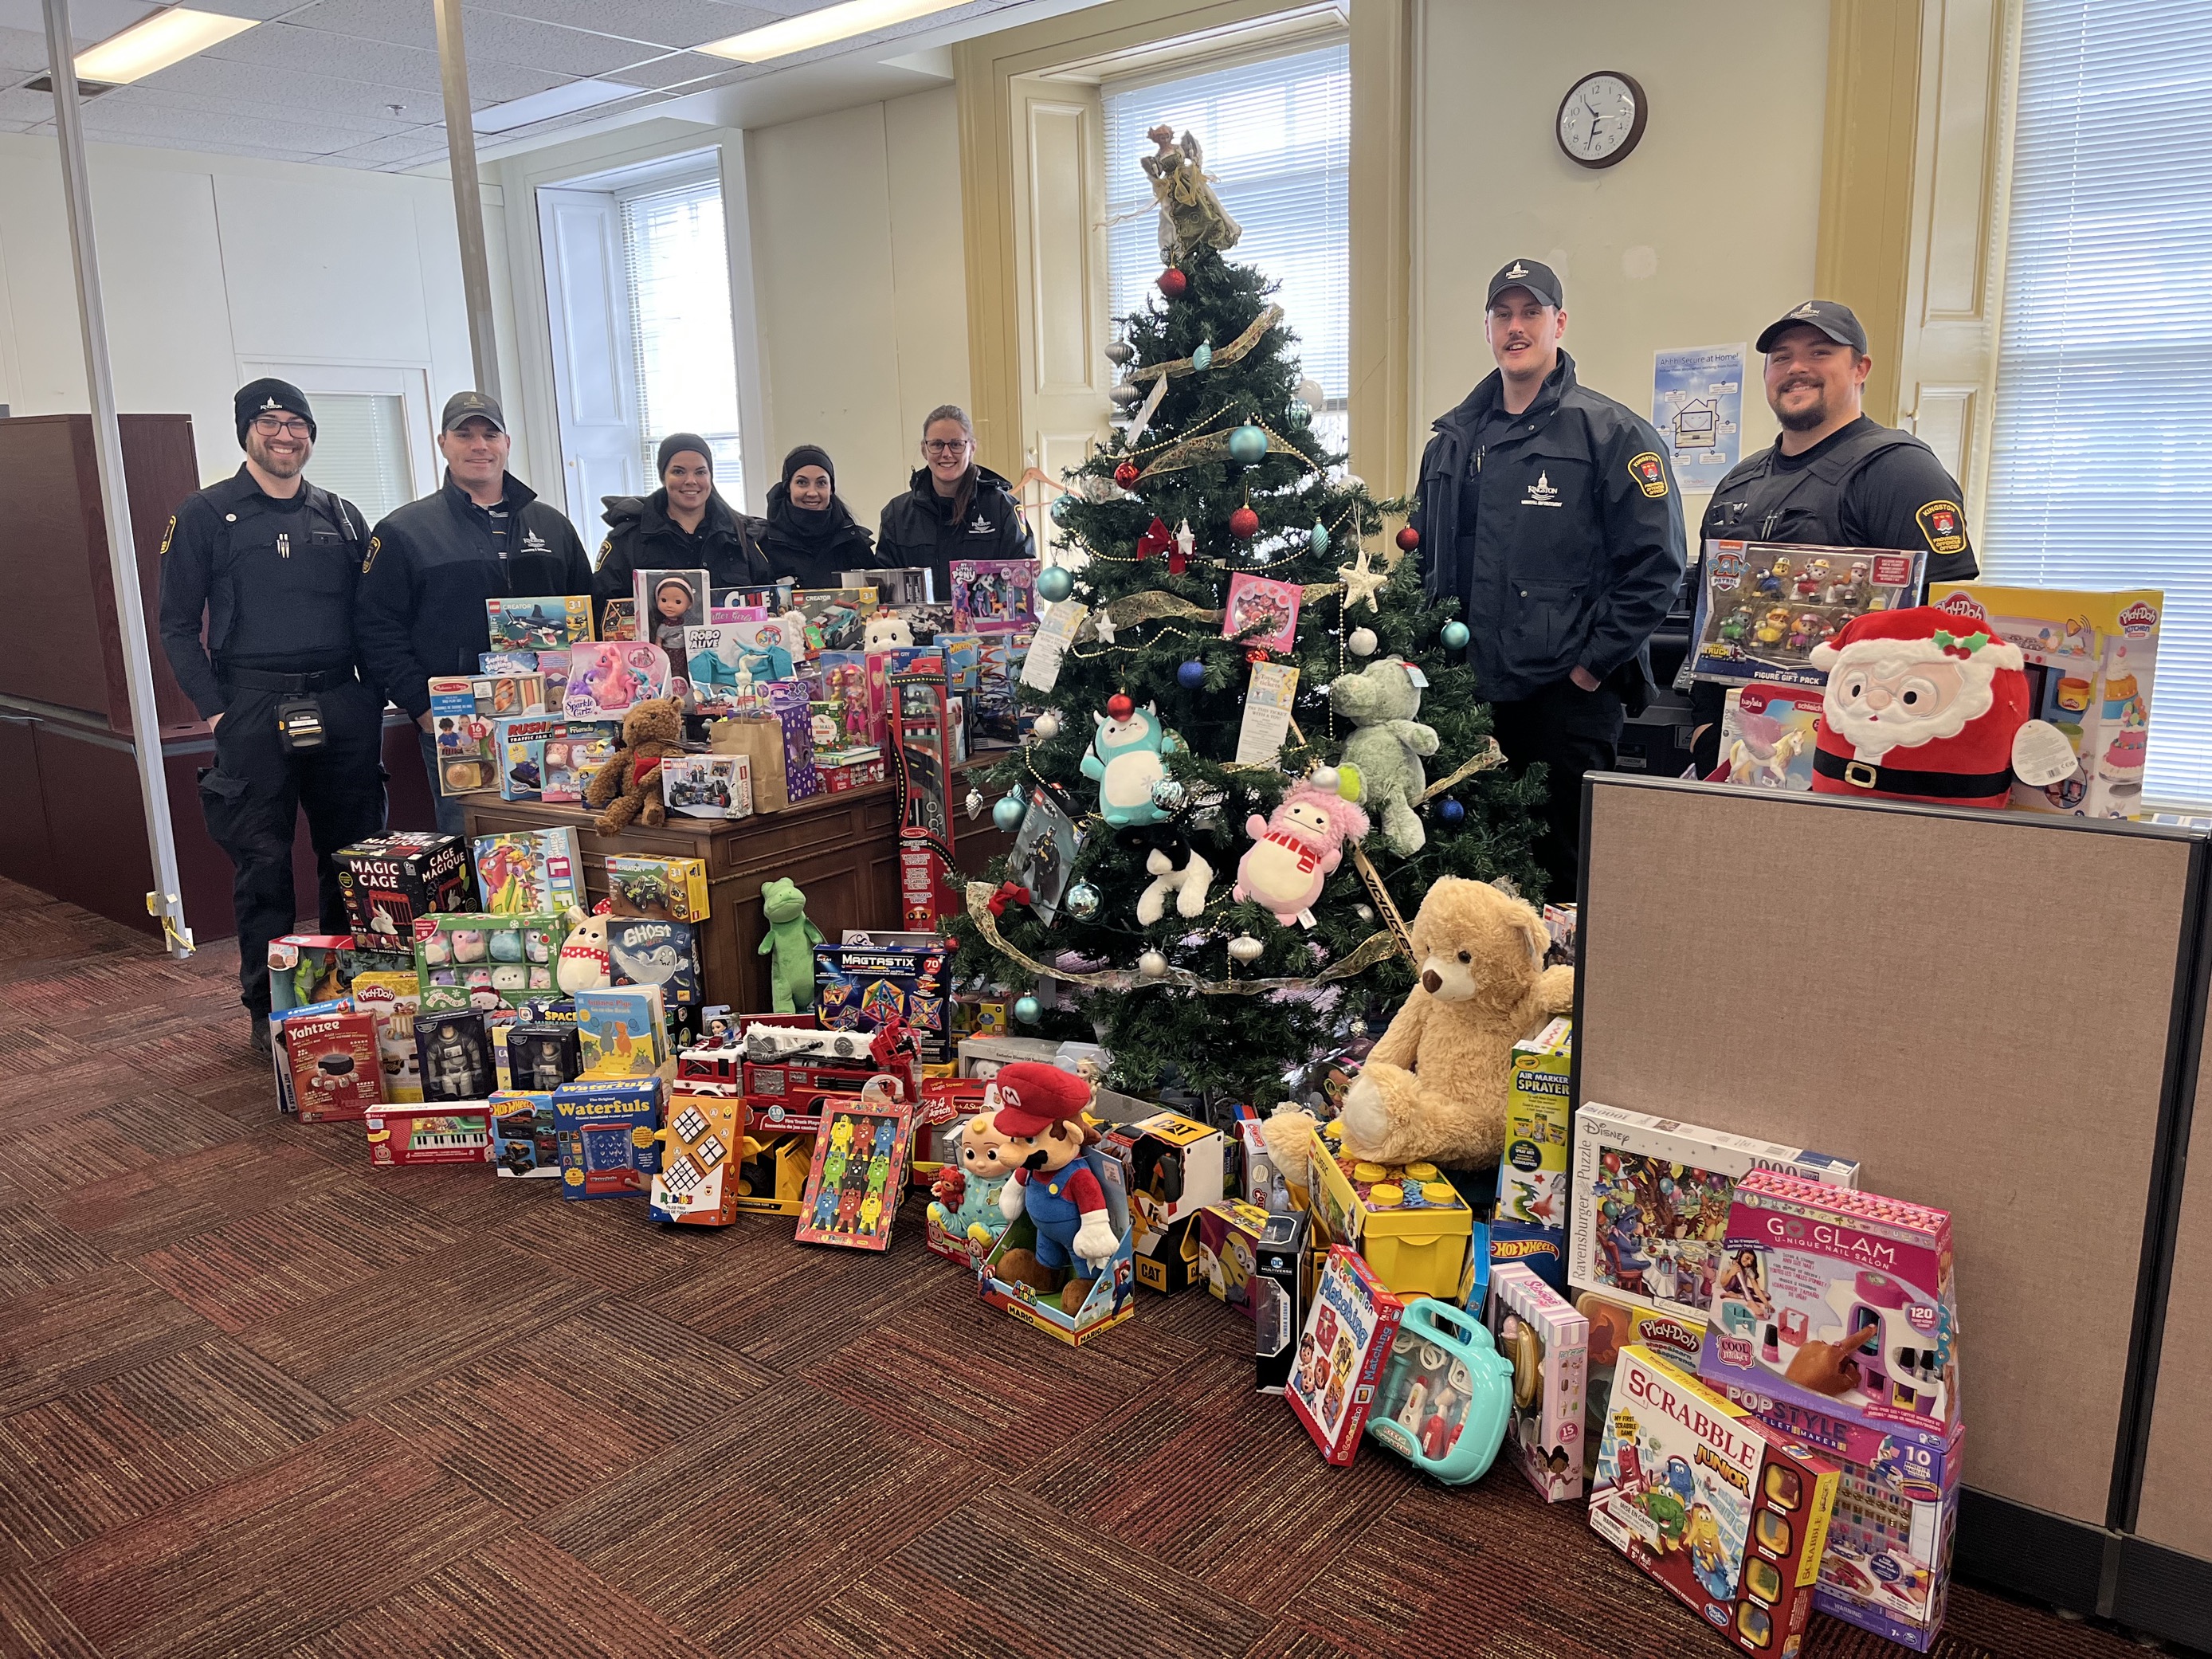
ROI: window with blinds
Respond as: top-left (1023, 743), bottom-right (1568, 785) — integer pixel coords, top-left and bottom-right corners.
top-left (1103, 40), bottom-right (1350, 453)
top-left (620, 176), bottom-right (744, 501)
top-left (304, 392), bottom-right (411, 524)
top-left (1985, 0), bottom-right (2212, 802)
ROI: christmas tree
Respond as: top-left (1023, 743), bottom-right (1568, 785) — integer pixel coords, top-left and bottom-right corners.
top-left (948, 127), bottom-right (1546, 1102)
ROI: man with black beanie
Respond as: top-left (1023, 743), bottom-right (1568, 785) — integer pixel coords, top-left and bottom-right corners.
top-left (159, 377), bottom-right (387, 1052)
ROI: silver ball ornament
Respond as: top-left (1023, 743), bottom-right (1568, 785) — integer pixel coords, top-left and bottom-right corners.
top-left (1064, 881), bottom-right (1101, 920)
top-left (1151, 778), bottom-right (1186, 811)
top-left (1228, 424), bottom-right (1269, 465)
top-left (1348, 626), bottom-right (1379, 657)
top-left (1105, 340), bottom-right (1135, 367)
top-left (1350, 1018), bottom-right (1368, 1037)
top-left (1312, 765), bottom-right (1340, 793)
top-left (1296, 377), bottom-right (1326, 411)
top-left (1137, 949), bottom-right (1168, 978)
top-left (1108, 382), bottom-right (1143, 410)
top-left (1227, 935), bottom-right (1264, 964)
top-left (1049, 495), bottom-right (1073, 524)
top-left (964, 788), bottom-right (985, 819)
top-left (1030, 711), bottom-right (1061, 741)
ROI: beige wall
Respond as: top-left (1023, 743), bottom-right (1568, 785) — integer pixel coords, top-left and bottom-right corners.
top-left (745, 87), bottom-right (971, 531)
top-left (1410, 0), bottom-right (1831, 504)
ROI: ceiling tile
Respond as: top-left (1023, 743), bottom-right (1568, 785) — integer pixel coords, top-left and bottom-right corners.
top-left (319, 130), bottom-right (454, 168)
top-left (598, 50), bottom-right (733, 92)
top-left (199, 18), bottom-right (564, 105)
top-left (471, 0), bottom-right (786, 51)
top-left (0, 22), bottom-right (49, 73)
top-left (0, 0), bottom-right (157, 51)
top-left (134, 53), bottom-right (441, 127)
top-left (182, 0), bottom-right (305, 18)
top-left (276, 0), bottom-right (436, 52)
top-left (445, 10), bottom-right (672, 78)
top-left (0, 84), bottom-right (52, 123)
top-left (116, 81), bottom-right (418, 139)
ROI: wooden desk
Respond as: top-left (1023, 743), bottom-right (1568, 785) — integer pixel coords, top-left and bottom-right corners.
top-left (464, 774), bottom-right (1012, 1014)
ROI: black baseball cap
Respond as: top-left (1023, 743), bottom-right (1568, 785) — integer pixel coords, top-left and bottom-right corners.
top-left (234, 378), bottom-right (315, 446)
top-left (1756, 300), bottom-right (1869, 355)
top-left (1486, 258), bottom-right (1563, 310)
top-left (441, 390), bottom-right (507, 434)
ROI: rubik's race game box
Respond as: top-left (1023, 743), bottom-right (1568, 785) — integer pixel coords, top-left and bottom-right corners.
top-left (814, 940), bottom-right (948, 1064)
top-left (649, 1093), bottom-right (745, 1226)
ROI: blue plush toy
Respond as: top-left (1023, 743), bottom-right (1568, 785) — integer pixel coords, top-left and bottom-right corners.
top-left (1080, 700), bottom-right (1181, 828)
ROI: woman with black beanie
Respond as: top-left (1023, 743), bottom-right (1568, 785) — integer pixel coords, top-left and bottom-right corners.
top-left (762, 444), bottom-right (876, 589)
top-left (593, 432), bottom-right (771, 613)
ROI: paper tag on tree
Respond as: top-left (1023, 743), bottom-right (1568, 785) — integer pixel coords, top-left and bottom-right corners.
top-left (1235, 661), bottom-right (1300, 765)
top-left (1020, 599), bottom-right (1086, 692)
top-left (2012, 720), bottom-right (2080, 787)
top-left (1123, 375), bottom-right (1170, 449)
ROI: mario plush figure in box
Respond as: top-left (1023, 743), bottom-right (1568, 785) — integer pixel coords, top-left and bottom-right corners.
top-left (993, 1061), bottom-right (1122, 1314)
top-left (1809, 606), bottom-right (2031, 809)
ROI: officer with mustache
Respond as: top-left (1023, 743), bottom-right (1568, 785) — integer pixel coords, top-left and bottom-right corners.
top-left (1688, 300), bottom-right (1982, 776)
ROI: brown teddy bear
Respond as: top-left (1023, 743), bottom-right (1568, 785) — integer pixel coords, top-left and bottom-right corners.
top-left (586, 696), bottom-right (685, 834)
top-left (1267, 877), bottom-right (1573, 1174)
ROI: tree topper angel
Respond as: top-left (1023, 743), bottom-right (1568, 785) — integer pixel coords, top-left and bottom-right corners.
top-left (1142, 124), bottom-right (1242, 260)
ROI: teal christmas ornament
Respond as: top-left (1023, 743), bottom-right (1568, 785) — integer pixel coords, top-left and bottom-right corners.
top-left (1037, 565), bottom-right (1074, 603)
top-left (1228, 424), bottom-right (1269, 465)
top-left (992, 791), bottom-right (1027, 833)
top-left (1308, 521), bottom-right (1329, 556)
top-left (1441, 620), bottom-right (1471, 650)
top-left (1050, 495), bottom-right (1072, 524)
top-left (1013, 994), bottom-right (1042, 1024)
top-left (1192, 340), bottom-right (1213, 370)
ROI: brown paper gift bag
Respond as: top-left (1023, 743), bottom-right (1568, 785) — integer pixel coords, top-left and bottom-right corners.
top-left (708, 716), bottom-right (786, 812)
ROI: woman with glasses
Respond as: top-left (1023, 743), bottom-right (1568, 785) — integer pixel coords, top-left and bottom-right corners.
top-left (877, 405), bottom-right (1033, 604)
top-left (761, 444), bottom-right (876, 589)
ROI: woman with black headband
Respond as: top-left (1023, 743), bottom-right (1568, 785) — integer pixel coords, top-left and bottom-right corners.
top-left (761, 444), bottom-right (876, 589)
top-left (593, 432), bottom-right (772, 615)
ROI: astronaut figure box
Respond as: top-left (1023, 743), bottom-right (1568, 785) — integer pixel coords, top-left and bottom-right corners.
top-left (416, 1010), bottom-right (496, 1103)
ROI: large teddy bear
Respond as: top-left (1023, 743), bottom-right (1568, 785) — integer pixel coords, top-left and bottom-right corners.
top-left (586, 696), bottom-right (685, 834)
top-left (1274, 877), bottom-right (1574, 1171)
top-left (1331, 657), bottom-right (1439, 855)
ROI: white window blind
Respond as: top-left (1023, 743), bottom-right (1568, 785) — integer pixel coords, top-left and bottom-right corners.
top-left (1985, 0), bottom-right (2212, 802)
top-left (620, 177), bottom-right (744, 501)
top-left (1104, 41), bottom-right (1350, 452)
top-left (304, 392), bottom-right (410, 525)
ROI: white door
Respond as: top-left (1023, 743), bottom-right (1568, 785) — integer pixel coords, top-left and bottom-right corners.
top-left (537, 185), bottom-right (644, 547)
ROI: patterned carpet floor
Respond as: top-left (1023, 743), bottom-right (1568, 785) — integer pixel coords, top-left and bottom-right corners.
top-left (0, 875), bottom-right (2183, 1658)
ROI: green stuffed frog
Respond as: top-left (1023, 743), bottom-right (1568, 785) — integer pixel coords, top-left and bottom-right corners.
top-left (757, 876), bottom-right (825, 1014)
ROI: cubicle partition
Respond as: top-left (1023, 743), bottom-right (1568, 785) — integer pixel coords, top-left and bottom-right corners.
top-left (1572, 775), bottom-right (2210, 1649)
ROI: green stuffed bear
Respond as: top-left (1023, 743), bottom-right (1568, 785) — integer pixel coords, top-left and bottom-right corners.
top-left (757, 876), bottom-right (825, 1014)
top-left (1331, 657), bottom-right (1441, 855)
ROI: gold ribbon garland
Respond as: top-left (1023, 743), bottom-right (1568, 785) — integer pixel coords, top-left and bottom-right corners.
top-left (965, 881), bottom-right (1402, 994)
top-left (1093, 584), bottom-right (1344, 634)
top-left (1349, 842), bottom-right (1415, 960)
top-left (1127, 304), bottom-right (1284, 386)
top-left (1420, 738), bottom-right (1508, 799)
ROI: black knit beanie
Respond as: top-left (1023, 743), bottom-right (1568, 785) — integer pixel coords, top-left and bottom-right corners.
top-left (781, 444), bottom-right (835, 489)
top-left (235, 378), bottom-right (316, 447)
top-left (656, 432), bottom-right (713, 477)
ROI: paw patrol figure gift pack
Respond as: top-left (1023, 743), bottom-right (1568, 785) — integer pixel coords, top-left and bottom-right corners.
top-left (1487, 1262), bottom-right (1588, 1501)
top-left (1366, 1296), bottom-right (1514, 1484)
top-left (1592, 1347), bottom-right (1840, 1657)
top-left (1288, 1245), bottom-right (1406, 1465)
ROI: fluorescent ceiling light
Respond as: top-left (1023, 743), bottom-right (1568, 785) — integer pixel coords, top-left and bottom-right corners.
top-left (473, 78), bottom-right (636, 133)
top-left (700, 0), bottom-right (967, 65)
top-left (74, 7), bottom-right (256, 86)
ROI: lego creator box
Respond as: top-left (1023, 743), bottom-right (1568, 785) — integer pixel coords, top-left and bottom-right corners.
top-left (605, 854), bottom-right (711, 923)
top-left (576, 985), bottom-right (668, 1078)
top-left (284, 1008), bottom-right (384, 1122)
top-left (1569, 1103), bottom-right (1859, 1326)
top-left (1578, 1286), bottom-right (1708, 1481)
top-left (1487, 1262), bottom-right (1589, 1502)
top-left (1287, 1245), bottom-right (1406, 1466)
top-left (981, 1151), bottom-right (1136, 1348)
top-left (606, 917), bottom-right (703, 1011)
top-left (335, 834), bottom-right (471, 951)
top-left (814, 940), bottom-right (948, 1063)
top-left (552, 1077), bottom-right (663, 1200)
top-left (488, 1090), bottom-right (559, 1177)
top-left (1689, 541), bottom-right (1925, 689)
top-left (414, 912), bottom-right (565, 1014)
top-left (1196, 1200), bottom-right (1271, 1316)
top-left (1698, 1170), bottom-right (1957, 1438)
top-left (347, 969), bottom-right (423, 1103)
top-left (473, 829), bottom-right (585, 915)
top-left (1253, 1209), bottom-right (1311, 1393)
top-left (1929, 583), bottom-right (2163, 818)
top-left (650, 1093), bottom-right (745, 1226)
top-left (1302, 1118), bottom-right (1473, 1300)
top-left (366, 1104), bottom-right (492, 1167)
top-left (487, 594), bottom-right (593, 650)
top-left (1499, 1017), bottom-right (1571, 1230)
top-left (1590, 1347), bottom-right (1840, 1658)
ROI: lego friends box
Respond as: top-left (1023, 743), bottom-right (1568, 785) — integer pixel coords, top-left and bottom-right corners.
top-left (1591, 1347), bottom-right (1839, 1657)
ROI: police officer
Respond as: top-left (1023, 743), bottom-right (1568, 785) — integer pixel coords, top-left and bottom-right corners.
top-left (355, 390), bottom-right (592, 836)
top-left (159, 378), bottom-right (387, 1051)
top-left (1688, 300), bottom-right (1982, 775)
top-left (1412, 260), bottom-right (1686, 900)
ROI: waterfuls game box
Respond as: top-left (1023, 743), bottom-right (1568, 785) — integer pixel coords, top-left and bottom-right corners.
top-left (1568, 1104), bottom-right (1859, 1326)
top-left (1590, 1346), bottom-right (1840, 1657)
top-left (551, 1076), bottom-right (663, 1200)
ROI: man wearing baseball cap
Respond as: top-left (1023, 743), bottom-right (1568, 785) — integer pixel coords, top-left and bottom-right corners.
top-left (1686, 300), bottom-right (1982, 777)
top-left (355, 390), bottom-right (592, 834)
top-left (1410, 259), bottom-right (1686, 901)
top-left (158, 378), bottom-right (387, 1051)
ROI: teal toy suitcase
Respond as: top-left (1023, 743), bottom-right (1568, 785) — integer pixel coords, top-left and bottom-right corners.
top-left (1366, 1296), bottom-right (1515, 1484)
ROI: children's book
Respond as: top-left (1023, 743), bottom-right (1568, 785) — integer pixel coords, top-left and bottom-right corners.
top-left (575, 985), bottom-right (668, 1078)
top-left (794, 1092), bottom-right (915, 1250)
top-left (486, 594), bottom-right (592, 650)
top-left (1287, 1245), bottom-right (1406, 1465)
top-left (551, 1077), bottom-right (663, 1200)
top-left (1222, 573), bottom-right (1303, 653)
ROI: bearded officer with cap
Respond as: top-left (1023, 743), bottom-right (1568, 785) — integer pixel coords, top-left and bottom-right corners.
top-left (158, 378), bottom-right (386, 1051)
top-left (1411, 258), bottom-right (1686, 901)
top-left (1688, 299), bottom-right (1982, 776)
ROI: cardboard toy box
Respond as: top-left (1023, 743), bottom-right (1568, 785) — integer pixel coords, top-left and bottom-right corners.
top-left (1286, 1245), bottom-right (1406, 1465)
top-left (1688, 541), bottom-right (1925, 689)
top-left (1102, 1112), bottom-right (1227, 1293)
top-left (605, 855), bottom-right (711, 923)
top-left (1196, 1199), bottom-right (1273, 1316)
top-left (416, 1010), bottom-right (496, 1102)
top-left (347, 968), bottom-right (424, 1103)
top-left (1590, 1347), bottom-right (1841, 1657)
top-left (267, 934), bottom-right (355, 1014)
top-left (551, 1076), bottom-right (664, 1200)
top-left (1928, 582), bottom-right (2163, 818)
top-left (1712, 684), bottom-right (1822, 790)
top-left (606, 916), bottom-right (704, 1014)
top-left (488, 1089), bottom-right (559, 1177)
top-left (284, 1007), bottom-right (384, 1122)
top-left (1486, 1262), bottom-right (1588, 1503)
top-left (1301, 1117), bottom-right (1473, 1299)
top-left (1577, 1286), bottom-right (1708, 1482)
top-left (1500, 1017), bottom-right (1572, 1230)
top-left (335, 833), bottom-right (472, 951)
top-left (1253, 1209), bottom-right (1312, 1393)
top-left (1569, 1103), bottom-right (1859, 1326)
top-left (814, 939), bottom-right (949, 1065)
top-left (664, 753), bottom-right (754, 820)
top-left (487, 594), bottom-right (592, 650)
top-left (649, 1093), bottom-right (746, 1226)
top-left (980, 1152), bottom-right (1136, 1347)
top-left (473, 828), bottom-right (586, 915)
top-left (366, 1103), bottom-right (492, 1167)
top-left (413, 912), bottom-right (567, 1014)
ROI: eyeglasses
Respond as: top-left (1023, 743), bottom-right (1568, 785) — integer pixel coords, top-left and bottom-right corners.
top-left (252, 415), bottom-right (312, 438)
top-left (922, 438), bottom-right (971, 455)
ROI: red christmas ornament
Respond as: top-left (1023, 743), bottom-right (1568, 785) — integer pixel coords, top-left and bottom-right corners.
top-left (1396, 524), bottom-right (1422, 552)
top-left (1158, 268), bottom-right (1188, 299)
top-left (1135, 516), bottom-right (1175, 563)
top-left (1230, 505), bottom-right (1261, 539)
top-left (1113, 460), bottom-right (1140, 490)
top-left (1106, 693), bottom-right (1135, 721)
top-left (1245, 647), bottom-right (1271, 665)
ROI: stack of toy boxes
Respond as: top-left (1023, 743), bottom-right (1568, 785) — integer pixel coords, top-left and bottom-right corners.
top-left (1486, 1262), bottom-right (1588, 1502)
top-left (1100, 1112), bottom-right (1226, 1292)
top-left (1575, 1286), bottom-right (1708, 1483)
top-left (334, 833), bottom-right (473, 950)
top-left (1300, 1117), bottom-right (1474, 1300)
top-left (814, 935), bottom-right (949, 1065)
top-left (1495, 1017), bottom-right (1573, 1289)
top-left (1568, 1103), bottom-right (1861, 1327)
top-left (1697, 1170), bottom-right (1963, 1652)
top-left (1928, 583), bottom-right (2163, 818)
top-left (1195, 1198), bottom-right (1272, 1314)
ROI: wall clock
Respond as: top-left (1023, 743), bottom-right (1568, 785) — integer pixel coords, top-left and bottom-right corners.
top-left (1556, 70), bottom-right (1647, 169)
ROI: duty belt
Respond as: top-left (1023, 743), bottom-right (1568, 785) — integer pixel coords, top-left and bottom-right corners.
top-left (1813, 745), bottom-right (2011, 799)
top-left (218, 665), bottom-right (359, 694)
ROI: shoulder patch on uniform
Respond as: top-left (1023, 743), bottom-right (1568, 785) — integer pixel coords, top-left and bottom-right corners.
top-left (1916, 498), bottom-right (1967, 555)
top-left (1627, 450), bottom-right (1669, 499)
top-left (159, 514), bottom-right (175, 556)
top-left (362, 534), bottom-right (380, 575)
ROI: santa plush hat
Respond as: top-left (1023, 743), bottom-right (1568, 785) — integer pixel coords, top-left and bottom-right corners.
top-left (1808, 604), bottom-right (2030, 808)
top-left (986, 1061), bottom-right (1093, 1137)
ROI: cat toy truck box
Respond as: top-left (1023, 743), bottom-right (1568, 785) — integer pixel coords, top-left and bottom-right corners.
top-left (1590, 1346), bottom-right (1841, 1657)
top-left (334, 833), bottom-right (471, 951)
top-left (1101, 1112), bottom-right (1227, 1292)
